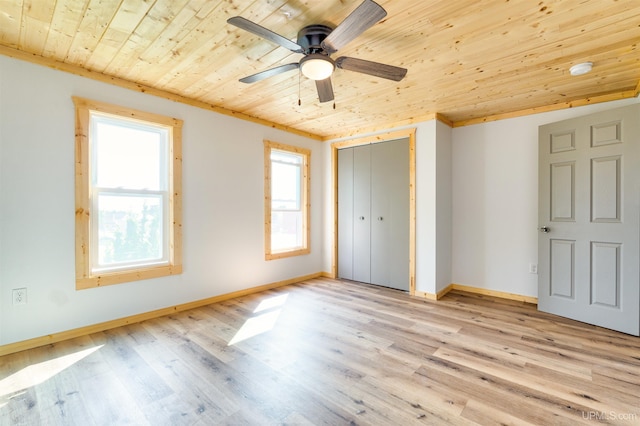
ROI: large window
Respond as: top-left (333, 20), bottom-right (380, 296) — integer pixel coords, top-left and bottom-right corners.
top-left (264, 140), bottom-right (310, 260)
top-left (74, 97), bottom-right (182, 289)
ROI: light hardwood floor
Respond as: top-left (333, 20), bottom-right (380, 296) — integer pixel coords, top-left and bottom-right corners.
top-left (2, 278), bottom-right (640, 425)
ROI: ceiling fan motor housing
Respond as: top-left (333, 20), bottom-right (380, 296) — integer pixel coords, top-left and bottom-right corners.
top-left (297, 25), bottom-right (333, 55)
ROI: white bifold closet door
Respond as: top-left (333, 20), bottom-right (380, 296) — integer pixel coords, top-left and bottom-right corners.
top-left (338, 138), bottom-right (410, 291)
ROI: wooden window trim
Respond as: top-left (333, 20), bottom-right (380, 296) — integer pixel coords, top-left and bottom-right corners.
top-left (73, 97), bottom-right (183, 289)
top-left (264, 140), bottom-right (311, 260)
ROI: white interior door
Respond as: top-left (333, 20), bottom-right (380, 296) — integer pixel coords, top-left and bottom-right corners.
top-left (538, 104), bottom-right (640, 336)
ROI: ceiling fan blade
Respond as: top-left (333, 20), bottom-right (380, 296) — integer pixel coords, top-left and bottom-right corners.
top-left (239, 63), bottom-right (300, 83)
top-left (336, 57), bottom-right (407, 81)
top-left (321, 0), bottom-right (387, 54)
top-left (228, 16), bottom-right (303, 53)
top-left (315, 78), bottom-right (334, 103)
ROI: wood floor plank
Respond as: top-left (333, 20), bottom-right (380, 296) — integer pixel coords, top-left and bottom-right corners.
top-left (75, 368), bottom-right (149, 425)
top-left (358, 372), bottom-right (472, 424)
top-left (2, 278), bottom-right (640, 425)
top-left (96, 328), bottom-right (174, 406)
top-left (415, 357), bottom-right (590, 425)
top-left (432, 346), bottom-right (615, 415)
top-left (461, 398), bottom-right (539, 426)
top-left (33, 361), bottom-right (89, 426)
top-left (133, 339), bottom-right (237, 422)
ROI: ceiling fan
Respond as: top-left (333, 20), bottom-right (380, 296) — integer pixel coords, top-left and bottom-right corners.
top-left (227, 0), bottom-right (407, 103)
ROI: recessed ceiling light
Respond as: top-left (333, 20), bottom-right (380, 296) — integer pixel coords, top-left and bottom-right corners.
top-left (569, 62), bottom-right (593, 76)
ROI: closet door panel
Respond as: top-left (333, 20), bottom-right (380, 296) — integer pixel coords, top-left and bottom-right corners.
top-left (371, 139), bottom-right (410, 290)
top-left (337, 148), bottom-right (354, 280)
top-left (352, 145), bottom-right (371, 283)
top-left (370, 142), bottom-right (390, 286)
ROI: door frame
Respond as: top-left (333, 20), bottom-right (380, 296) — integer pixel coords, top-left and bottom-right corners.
top-left (331, 128), bottom-right (417, 295)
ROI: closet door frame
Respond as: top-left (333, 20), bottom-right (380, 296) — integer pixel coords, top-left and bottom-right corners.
top-left (331, 128), bottom-right (416, 295)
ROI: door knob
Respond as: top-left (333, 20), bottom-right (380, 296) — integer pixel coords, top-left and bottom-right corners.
top-left (359, 216), bottom-right (365, 221)
top-left (378, 217), bottom-right (384, 221)
top-left (539, 226), bottom-right (550, 233)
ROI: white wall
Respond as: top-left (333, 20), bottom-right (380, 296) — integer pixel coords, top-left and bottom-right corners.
top-left (435, 121), bottom-right (452, 293)
top-left (414, 121), bottom-right (437, 295)
top-left (414, 120), bottom-right (453, 295)
top-left (452, 96), bottom-right (640, 298)
top-left (0, 56), bottom-right (324, 345)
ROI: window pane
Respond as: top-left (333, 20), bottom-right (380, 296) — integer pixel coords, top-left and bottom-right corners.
top-left (97, 194), bottom-right (164, 268)
top-left (94, 117), bottom-right (166, 190)
top-left (271, 150), bottom-right (302, 165)
top-left (271, 161), bottom-right (301, 210)
top-left (271, 210), bottom-right (303, 251)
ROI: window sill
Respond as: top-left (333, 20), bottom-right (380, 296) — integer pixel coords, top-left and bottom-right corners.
top-left (265, 248), bottom-right (310, 261)
top-left (76, 264), bottom-right (183, 290)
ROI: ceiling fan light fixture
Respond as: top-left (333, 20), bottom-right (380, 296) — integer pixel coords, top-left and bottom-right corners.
top-left (569, 62), bottom-right (593, 76)
top-left (300, 54), bottom-right (335, 80)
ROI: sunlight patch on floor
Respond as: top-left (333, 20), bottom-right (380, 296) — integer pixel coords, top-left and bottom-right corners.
top-left (254, 293), bottom-right (289, 313)
top-left (228, 293), bottom-right (289, 346)
top-left (0, 344), bottom-right (103, 405)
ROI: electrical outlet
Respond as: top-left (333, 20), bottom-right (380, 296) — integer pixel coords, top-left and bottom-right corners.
top-left (12, 288), bottom-right (27, 305)
top-left (529, 264), bottom-right (538, 274)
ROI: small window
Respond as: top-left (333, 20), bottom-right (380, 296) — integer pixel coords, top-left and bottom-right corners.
top-left (264, 140), bottom-right (310, 260)
top-left (74, 97), bottom-right (182, 289)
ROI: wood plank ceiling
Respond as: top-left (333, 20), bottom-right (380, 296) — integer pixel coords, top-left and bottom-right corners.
top-left (1, 0), bottom-right (639, 140)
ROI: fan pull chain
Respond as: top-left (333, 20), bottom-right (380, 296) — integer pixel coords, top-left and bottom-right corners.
top-left (332, 84), bottom-right (336, 109)
top-left (298, 69), bottom-right (301, 106)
